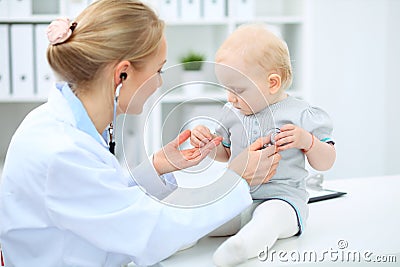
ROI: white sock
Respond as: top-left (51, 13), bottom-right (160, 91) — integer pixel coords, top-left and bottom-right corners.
top-left (212, 199), bottom-right (299, 266)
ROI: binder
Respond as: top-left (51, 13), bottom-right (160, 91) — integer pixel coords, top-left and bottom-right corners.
top-left (35, 24), bottom-right (55, 99)
top-left (229, 0), bottom-right (254, 19)
top-left (10, 24), bottom-right (35, 99)
top-left (0, 0), bottom-right (8, 19)
top-left (8, 0), bottom-right (31, 18)
top-left (0, 25), bottom-right (10, 99)
top-left (158, 0), bottom-right (179, 20)
top-left (180, 0), bottom-right (201, 20)
top-left (203, 0), bottom-right (226, 19)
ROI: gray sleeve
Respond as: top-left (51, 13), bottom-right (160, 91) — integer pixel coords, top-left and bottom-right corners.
top-left (300, 106), bottom-right (335, 144)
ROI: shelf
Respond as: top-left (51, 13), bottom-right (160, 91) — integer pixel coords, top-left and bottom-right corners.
top-left (250, 16), bottom-right (304, 24)
top-left (0, 16), bottom-right (57, 24)
top-left (163, 16), bottom-right (303, 27)
top-left (164, 19), bottom-right (230, 26)
top-left (0, 97), bottom-right (47, 103)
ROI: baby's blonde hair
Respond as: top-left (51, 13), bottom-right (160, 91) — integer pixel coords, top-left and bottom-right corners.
top-left (47, 0), bottom-right (165, 89)
top-left (216, 23), bottom-right (293, 91)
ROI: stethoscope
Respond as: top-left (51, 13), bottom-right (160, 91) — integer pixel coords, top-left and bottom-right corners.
top-left (108, 72), bottom-right (127, 154)
top-left (262, 127), bottom-right (280, 149)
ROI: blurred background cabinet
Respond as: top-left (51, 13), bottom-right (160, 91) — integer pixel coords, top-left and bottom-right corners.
top-left (0, 0), bottom-right (93, 170)
top-left (1, 0), bottom-right (400, 181)
top-left (0, 0), bottom-right (92, 101)
top-left (1, 0), bottom-right (274, 102)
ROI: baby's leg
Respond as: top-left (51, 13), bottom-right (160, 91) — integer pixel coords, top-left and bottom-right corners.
top-left (209, 200), bottom-right (260, 237)
top-left (213, 199), bottom-right (299, 266)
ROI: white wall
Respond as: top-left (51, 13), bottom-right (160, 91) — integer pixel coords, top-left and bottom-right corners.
top-left (306, 0), bottom-right (400, 179)
top-left (384, 0), bottom-right (400, 175)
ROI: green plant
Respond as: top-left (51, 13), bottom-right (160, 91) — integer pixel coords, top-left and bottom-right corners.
top-left (180, 51), bottom-right (205, 71)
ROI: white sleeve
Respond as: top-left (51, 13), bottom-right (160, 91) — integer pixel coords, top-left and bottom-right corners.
top-left (45, 148), bottom-right (252, 266)
top-left (129, 155), bottom-right (177, 199)
top-left (301, 106), bottom-right (335, 144)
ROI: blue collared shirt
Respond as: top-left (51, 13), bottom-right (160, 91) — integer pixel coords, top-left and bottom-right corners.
top-left (56, 82), bottom-right (109, 149)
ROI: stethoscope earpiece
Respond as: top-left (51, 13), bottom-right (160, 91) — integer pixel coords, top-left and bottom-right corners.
top-left (120, 72), bottom-right (127, 80)
top-left (115, 73), bottom-right (127, 98)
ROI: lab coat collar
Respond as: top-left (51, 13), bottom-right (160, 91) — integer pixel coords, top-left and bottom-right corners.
top-left (51, 82), bottom-right (108, 149)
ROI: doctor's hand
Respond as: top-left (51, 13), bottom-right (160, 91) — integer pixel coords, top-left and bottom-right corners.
top-left (153, 130), bottom-right (223, 175)
top-left (228, 136), bottom-right (281, 187)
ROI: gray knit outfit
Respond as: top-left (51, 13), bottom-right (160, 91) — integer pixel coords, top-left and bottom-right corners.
top-left (215, 95), bottom-right (334, 234)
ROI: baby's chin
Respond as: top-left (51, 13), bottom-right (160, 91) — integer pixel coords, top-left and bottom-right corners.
top-left (232, 104), bottom-right (264, 115)
top-left (236, 108), bottom-right (254, 116)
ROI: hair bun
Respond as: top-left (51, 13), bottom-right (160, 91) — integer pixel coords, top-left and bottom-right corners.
top-left (47, 17), bottom-right (77, 45)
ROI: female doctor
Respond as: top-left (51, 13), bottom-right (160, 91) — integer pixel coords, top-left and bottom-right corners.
top-left (0, 0), bottom-right (280, 266)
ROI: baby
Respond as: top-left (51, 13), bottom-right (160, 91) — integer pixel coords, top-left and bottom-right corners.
top-left (190, 24), bottom-right (336, 266)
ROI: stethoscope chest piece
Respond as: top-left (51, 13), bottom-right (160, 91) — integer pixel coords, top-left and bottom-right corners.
top-left (262, 128), bottom-right (281, 149)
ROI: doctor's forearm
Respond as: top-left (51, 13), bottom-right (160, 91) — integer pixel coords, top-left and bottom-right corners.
top-left (131, 156), bottom-right (177, 199)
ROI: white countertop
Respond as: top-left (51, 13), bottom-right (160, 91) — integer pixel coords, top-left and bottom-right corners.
top-left (156, 175), bottom-right (400, 267)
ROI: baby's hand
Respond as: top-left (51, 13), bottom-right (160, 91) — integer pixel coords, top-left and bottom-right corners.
top-left (274, 124), bottom-right (313, 152)
top-left (190, 125), bottom-right (214, 148)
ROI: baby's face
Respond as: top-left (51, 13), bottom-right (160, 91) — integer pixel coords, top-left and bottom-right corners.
top-left (215, 59), bottom-right (270, 115)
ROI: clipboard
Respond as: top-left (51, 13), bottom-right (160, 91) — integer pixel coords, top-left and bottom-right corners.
top-left (307, 188), bottom-right (347, 203)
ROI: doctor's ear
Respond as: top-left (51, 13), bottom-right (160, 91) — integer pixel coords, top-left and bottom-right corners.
top-left (114, 60), bottom-right (131, 84)
top-left (268, 73), bottom-right (281, 94)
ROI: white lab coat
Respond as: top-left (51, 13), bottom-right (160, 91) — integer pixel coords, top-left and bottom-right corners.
top-left (0, 84), bottom-right (252, 267)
